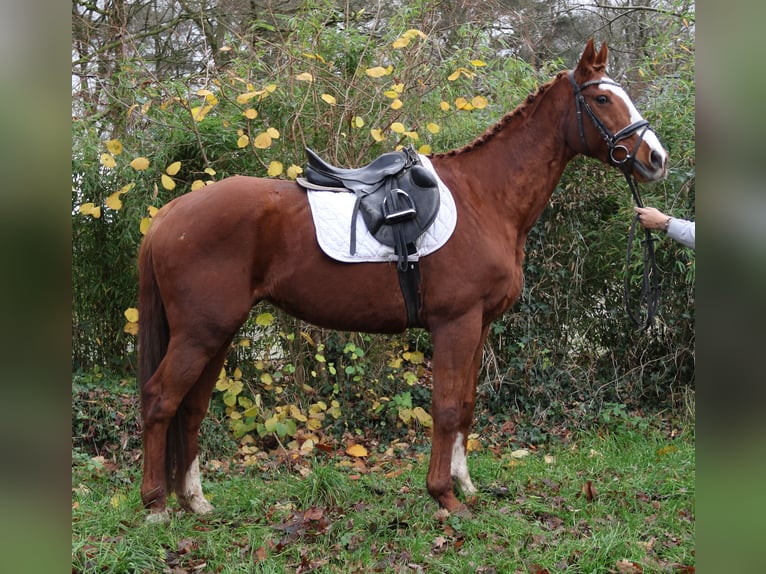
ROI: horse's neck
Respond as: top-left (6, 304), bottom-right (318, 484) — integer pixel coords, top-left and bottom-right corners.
top-left (437, 78), bottom-right (575, 234)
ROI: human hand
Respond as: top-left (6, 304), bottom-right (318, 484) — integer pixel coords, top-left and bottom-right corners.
top-left (634, 206), bottom-right (671, 231)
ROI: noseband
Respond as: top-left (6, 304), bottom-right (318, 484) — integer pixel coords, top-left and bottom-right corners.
top-left (568, 71), bottom-right (659, 330)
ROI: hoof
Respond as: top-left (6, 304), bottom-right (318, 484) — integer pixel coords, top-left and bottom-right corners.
top-left (145, 508), bottom-right (171, 524)
top-left (450, 503), bottom-right (474, 519)
top-left (179, 494), bottom-right (214, 514)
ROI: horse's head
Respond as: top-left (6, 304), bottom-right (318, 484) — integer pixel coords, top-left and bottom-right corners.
top-left (569, 39), bottom-right (667, 182)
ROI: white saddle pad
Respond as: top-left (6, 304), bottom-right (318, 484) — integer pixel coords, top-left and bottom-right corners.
top-left (306, 154), bottom-right (457, 263)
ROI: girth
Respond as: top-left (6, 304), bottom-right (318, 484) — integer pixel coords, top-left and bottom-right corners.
top-left (298, 145), bottom-right (440, 327)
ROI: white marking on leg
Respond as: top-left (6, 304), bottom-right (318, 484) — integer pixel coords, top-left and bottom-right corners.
top-left (145, 508), bottom-right (171, 524)
top-left (179, 456), bottom-right (214, 514)
top-left (450, 432), bottom-right (477, 495)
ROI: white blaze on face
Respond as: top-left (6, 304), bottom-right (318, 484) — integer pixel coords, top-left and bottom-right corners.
top-left (601, 77), bottom-right (667, 164)
top-left (450, 432), bottom-right (477, 495)
top-left (179, 456), bottom-right (214, 514)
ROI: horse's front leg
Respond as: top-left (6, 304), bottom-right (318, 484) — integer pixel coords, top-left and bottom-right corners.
top-left (427, 314), bottom-right (486, 513)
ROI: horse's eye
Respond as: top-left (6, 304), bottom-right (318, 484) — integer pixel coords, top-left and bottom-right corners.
top-left (595, 95), bottom-right (608, 104)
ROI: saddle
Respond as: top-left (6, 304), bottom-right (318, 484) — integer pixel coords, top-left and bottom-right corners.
top-left (299, 145), bottom-right (440, 271)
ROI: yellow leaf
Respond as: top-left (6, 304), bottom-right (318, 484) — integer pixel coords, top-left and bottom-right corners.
top-left (455, 97), bottom-right (474, 111)
top-left (165, 161), bottom-right (181, 175)
top-left (390, 122), bottom-right (405, 133)
top-left (119, 182), bottom-right (135, 193)
top-left (392, 37), bottom-right (410, 49)
top-left (346, 444), bottom-right (368, 458)
top-left (300, 438), bottom-right (315, 452)
top-left (403, 131), bottom-right (419, 140)
top-left (440, 101), bottom-right (450, 111)
top-left (295, 72), bottom-right (314, 82)
top-left (123, 322), bottom-right (139, 335)
top-left (139, 217), bottom-right (152, 234)
top-left (404, 29), bottom-right (427, 40)
top-left (470, 59), bottom-right (487, 67)
top-left (110, 493), bottom-right (127, 508)
top-left (412, 406), bottom-right (432, 427)
top-left (105, 191), bottom-right (123, 210)
top-left (147, 206), bottom-right (159, 217)
top-left (130, 157), bottom-right (150, 170)
top-left (383, 89), bottom-right (400, 99)
top-left (260, 372), bottom-right (273, 385)
top-left (426, 122), bottom-right (440, 134)
top-left (404, 350), bottom-right (424, 364)
top-left (233, 367), bottom-right (243, 380)
top-left (390, 99), bottom-right (403, 110)
top-left (255, 312), bottom-right (274, 326)
top-left (267, 161), bottom-right (283, 177)
top-left (290, 405), bottom-right (308, 422)
top-left (236, 91), bottom-right (258, 104)
top-left (286, 164), bottom-right (303, 179)
top-left (352, 116), bottom-right (365, 128)
top-left (161, 174), bottom-right (176, 190)
top-left (238, 338), bottom-right (250, 347)
top-left (191, 179), bottom-right (206, 191)
top-left (447, 70), bottom-right (461, 81)
top-left (418, 144), bottom-right (432, 155)
top-left (365, 66), bottom-right (392, 78)
top-left (204, 167), bottom-right (216, 176)
top-left (370, 128), bottom-right (384, 142)
top-left (253, 132), bottom-right (272, 149)
top-left (243, 108), bottom-right (258, 119)
top-left (321, 93), bottom-right (337, 105)
top-left (191, 104), bottom-right (214, 121)
top-left (100, 153), bottom-right (116, 169)
top-left (105, 139), bottom-right (123, 155)
top-left (237, 134), bottom-right (250, 148)
top-left (79, 203), bottom-right (101, 218)
top-left (266, 127), bottom-right (280, 139)
top-left (471, 95), bottom-right (488, 109)
top-left (467, 438), bottom-right (482, 451)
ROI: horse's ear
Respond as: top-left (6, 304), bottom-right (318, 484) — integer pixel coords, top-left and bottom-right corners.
top-left (593, 42), bottom-right (608, 72)
top-left (575, 39), bottom-right (607, 81)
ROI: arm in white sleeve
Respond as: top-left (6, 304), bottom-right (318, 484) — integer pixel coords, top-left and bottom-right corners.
top-left (667, 218), bottom-right (695, 249)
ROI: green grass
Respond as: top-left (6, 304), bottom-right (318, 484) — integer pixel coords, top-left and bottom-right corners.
top-left (72, 424), bottom-right (694, 573)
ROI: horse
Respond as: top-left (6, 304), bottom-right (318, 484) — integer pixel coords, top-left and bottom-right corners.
top-left (137, 40), bottom-right (667, 522)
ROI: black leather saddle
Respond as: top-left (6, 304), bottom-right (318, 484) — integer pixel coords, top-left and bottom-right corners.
top-left (300, 145), bottom-right (440, 270)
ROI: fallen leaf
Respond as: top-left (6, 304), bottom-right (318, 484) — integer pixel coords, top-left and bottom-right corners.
top-left (581, 480), bottom-right (597, 502)
top-left (346, 444), bottom-right (368, 458)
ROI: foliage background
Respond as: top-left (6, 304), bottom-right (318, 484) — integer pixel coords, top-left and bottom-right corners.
top-left (72, 0), bottom-right (695, 461)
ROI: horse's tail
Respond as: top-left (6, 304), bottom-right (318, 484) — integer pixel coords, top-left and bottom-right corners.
top-left (138, 237), bottom-right (187, 495)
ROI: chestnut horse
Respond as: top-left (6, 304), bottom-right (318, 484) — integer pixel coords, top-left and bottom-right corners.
top-left (138, 40), bottom-right (667, 522)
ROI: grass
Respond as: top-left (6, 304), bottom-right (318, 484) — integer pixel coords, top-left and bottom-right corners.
top-left (72, 423), bottom-right (694, 573)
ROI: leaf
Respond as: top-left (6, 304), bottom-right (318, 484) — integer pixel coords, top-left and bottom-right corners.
top-left (470, 59), bottom-right (487, 67)
top-left (165, 161), bottom-right (181, 175)
top-left (110, 493), bottom-right (127, 508)
top-left (253, 132), bottom-right (272, 149)
top-left (100, 153), bottom-right (116, 169)
top-left (105, 191), bottom-right (123, 210)
top-left (267, 161), bottom-right (283, 177)
top-left (417, 144), bottom-right (432, 155)
top-left (392, 37), bottom-right (410, 49)
top-left (390, 122), bottom-right (405, 134)
top-left (352, 116), bottom-right (365, 128)
top-left (191, 179), bottom-right (206, 191)
top-left (204, 167), bottom-right (216, 176)
top-left (139, 217), bottom-right (152, 234)
top-left (346, 444), bottom-right (368, 458)
top-left (123, 322), bottom-right (138, 335)
top-left (105, 139), bottom-right (123, 155)
top-left (78, 203), bottom-right (101, 218)
top-left (320, 93), bottom-right (337, 105)
top-left (440, 101), bottom-right (450, 111)
top-left (255, 312), bottom-right (274, 326)
top-left (581, 480), bottom-right (597, 502)
top-left (370, 128), bottom-right (384, 142)
top-left (243, 108), bottom-right (258, 119)
top-left (286, 164), bottom-right (303, 179)
top-left (295, 72), bottom-right (314, 82)
top-left (412, 406), bottom-right (432, 427)
top-left (365, 65), bottom-right (392, 78)
top-left (237, 134), bottom-right (250, 148)
top-left (130, 157), bottom-right (150, 170)
top-left (266, 127), bottom-right (280, 139)
top-left (161, 174), bottom-right (176, 190)
top-left (511, 448), bottom-right (530, 459)
top-left (426, 122), bottom-right (440, 134)
top-left (404, 350), bottom-right (424, 364)
top-left (124, 308), bottom-right (139, 322)
top-left (390, 99), bottom-right (403, 110)
top-left (471, 95), bottom-right (489, 109)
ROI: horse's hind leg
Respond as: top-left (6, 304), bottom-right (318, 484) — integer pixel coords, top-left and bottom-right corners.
top-left (175, 344), bottom-right (230, 514)
top-left (140, 338), bottom-right (228, 521)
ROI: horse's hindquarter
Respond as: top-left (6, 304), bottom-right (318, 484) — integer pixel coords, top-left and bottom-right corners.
top-left (148, 176), bottom-right (410, 334)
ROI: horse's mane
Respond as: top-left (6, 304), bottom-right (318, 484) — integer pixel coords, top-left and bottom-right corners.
top-left (432, 70), bottom-right (567, 158)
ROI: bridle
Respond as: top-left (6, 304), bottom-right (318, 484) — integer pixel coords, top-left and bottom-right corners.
top-left (568, 71), bottom-right (660, 330)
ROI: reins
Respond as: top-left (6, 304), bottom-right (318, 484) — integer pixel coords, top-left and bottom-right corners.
top-left (569, 71), bottom-right (660, 329)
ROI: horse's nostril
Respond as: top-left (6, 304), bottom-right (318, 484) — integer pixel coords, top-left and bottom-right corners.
top-left (651, 150), bottom-right (665, 170)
